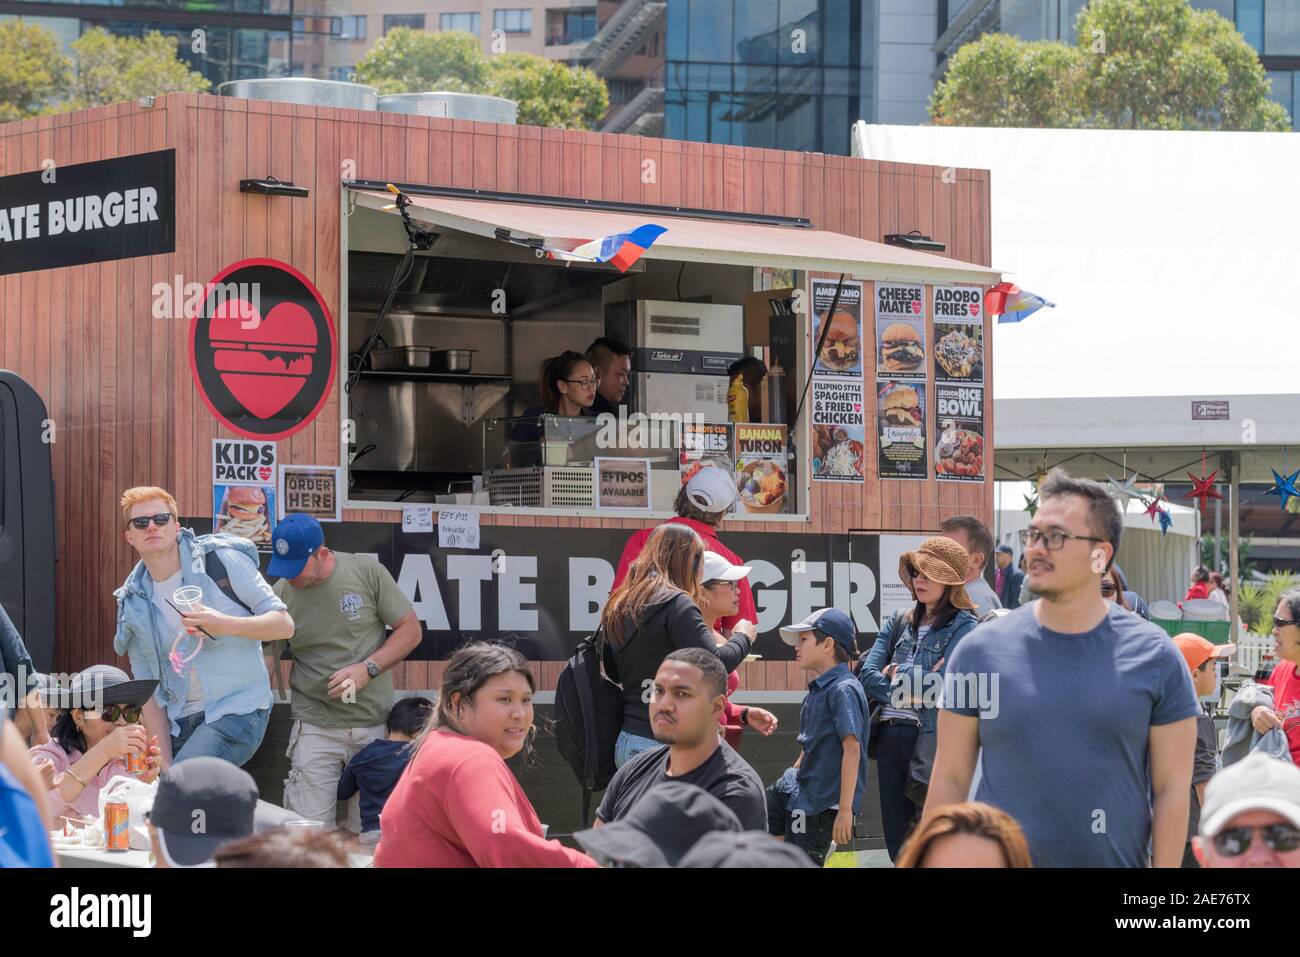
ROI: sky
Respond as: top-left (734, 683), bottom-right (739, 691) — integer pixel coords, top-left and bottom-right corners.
top-left (857, 124), bottom-right (1300, 401)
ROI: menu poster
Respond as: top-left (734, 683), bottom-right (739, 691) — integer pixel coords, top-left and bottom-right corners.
top-left (933, 285), bottom-right (985, 383)
top-left (875, 283), bottom-right (926, 381)
top-left (734, 423), bottom-right (789, 515)
top-left (678, 421), bottom-right (734, 513)
top-left (934, 384), bottom-right (986, 483)
top-left (595, 457), bottom-right (652, 511)
top-left (811, 279), bottom-right (864, 379)
top-left (878, 380), bottom-right (927, 480)
top-left (811, 378), bottom-right (867, 483)
top-left (213, 483), bottom-right (275, 549)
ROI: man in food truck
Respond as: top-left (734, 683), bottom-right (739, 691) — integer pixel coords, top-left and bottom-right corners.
top-left (114, 486), bottom-right (294, 768)
top-left (267, 514), bottom-right (421, 834)
top-left (586, 337), bottom-right (632, 419)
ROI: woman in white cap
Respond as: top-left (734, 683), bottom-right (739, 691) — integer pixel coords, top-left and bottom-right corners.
top-left (611, 464), bottom-right (757, 637)
top-left (698, 551), bottom-right (778, 750)
top-left (29, 665), bottom-right (161, 825)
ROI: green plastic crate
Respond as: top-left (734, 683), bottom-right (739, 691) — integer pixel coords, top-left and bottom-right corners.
top-left (1152, 618), bottom-right (1230, 643)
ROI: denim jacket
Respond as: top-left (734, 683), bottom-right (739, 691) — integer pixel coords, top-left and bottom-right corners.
top-left (113, 528), bottom-right (286, 736)
top-left (858, 608), bottom-right (978, 733)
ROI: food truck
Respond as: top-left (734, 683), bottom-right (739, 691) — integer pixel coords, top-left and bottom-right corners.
top-left (0, 87), bottom-right (998, 704)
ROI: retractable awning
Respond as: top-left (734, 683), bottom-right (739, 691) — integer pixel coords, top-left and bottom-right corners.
top-left (346, 185), bottom-right (1000, 286)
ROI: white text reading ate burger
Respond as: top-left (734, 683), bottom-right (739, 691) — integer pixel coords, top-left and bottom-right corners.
top-left (0, 188), bottom-right (160, 242)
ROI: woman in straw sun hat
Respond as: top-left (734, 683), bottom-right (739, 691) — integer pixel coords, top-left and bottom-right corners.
top-left (857, 536), bottom-right (979, 861)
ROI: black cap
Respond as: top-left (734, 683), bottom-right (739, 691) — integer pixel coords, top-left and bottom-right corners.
top-left (995, 544), bottom-right (1014, 555)
top-left (678, 830), bottom-right (817, 868)
top-left (147, 757), bottom-right (259, 866)
top-left (573, 782), bottom-right (742, 868)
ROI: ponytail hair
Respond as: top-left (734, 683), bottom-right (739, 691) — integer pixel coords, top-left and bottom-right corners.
top-left (541, 351), bottom-right (591, 413)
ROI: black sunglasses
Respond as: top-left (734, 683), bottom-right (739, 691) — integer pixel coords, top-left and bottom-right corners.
top-left (1212, 823), bottom-right (1300, 857)
top-left (128, 513), bottom-right (174, 530)
top-left (1274, 616), bottom-right (1298, 631)
top-left (97, 704), bottom-right (143, 723)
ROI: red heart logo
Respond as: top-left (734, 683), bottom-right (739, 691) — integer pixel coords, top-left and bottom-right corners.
top-left (853, 403), bottom-right (862, 413)
top-left (210, 300), bottom-right (317, 420)
top-left (258, 466), bottom-right (273, 482)
top-left (911, 300), bottom-right (921, 314)
top-left (969, 302), bottom-right (980, 316)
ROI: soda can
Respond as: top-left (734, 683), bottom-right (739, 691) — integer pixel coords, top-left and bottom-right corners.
top-left (105, 800), bottom-right (130, 852)
top-left (126, 749), bottom-right (147, 775)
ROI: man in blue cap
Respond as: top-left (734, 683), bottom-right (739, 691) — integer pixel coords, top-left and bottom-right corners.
top-left (766, 608), bottom-right (869, 866)
top-left (267, 514), bottom-right (421, 835)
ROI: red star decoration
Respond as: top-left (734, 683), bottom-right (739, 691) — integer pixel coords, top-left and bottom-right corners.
top-left (1144, 496), bottom-right (1163, 522)
top-left (1183, 470), bottom-right (1223, 511)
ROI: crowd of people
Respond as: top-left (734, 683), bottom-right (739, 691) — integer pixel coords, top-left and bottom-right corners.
top-left (2, 464), bottom-right (1300, 869)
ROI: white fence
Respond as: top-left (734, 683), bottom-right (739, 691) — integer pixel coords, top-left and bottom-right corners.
top-left (1235, 633), bottom-right (1273, 675)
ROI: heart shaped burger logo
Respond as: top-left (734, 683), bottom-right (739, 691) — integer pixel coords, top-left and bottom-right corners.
top-left (258, 466), bottom-right (273, 482)
top-left (210, 300), bottom-right (317, 420)
top-left (911, 300), bottom-right (921, 315)
top-left (968, 302), bottom-right (980, 316)
top-left (190, 258), bottom-right (336, 441)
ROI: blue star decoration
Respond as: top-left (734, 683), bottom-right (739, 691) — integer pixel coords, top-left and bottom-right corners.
top-left (1264, 468), bottom-right (1300, 511)
top-left (1157, 508), bottom-right (1173, 535)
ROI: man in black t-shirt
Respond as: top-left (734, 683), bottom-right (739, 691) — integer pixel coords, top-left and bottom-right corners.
top-left (595, 648), bottom-right (767, 831)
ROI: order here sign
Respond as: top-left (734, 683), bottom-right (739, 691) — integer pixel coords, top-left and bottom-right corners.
top-left (0, 150), bottom-right (176, 277)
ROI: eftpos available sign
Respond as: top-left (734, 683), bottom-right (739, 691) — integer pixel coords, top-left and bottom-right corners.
top-left (0, 150), bottom-right (175, 277)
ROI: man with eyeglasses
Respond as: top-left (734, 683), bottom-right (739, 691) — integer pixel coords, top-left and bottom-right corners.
top-left (1193, 752), bottom-right (1300, 868)
top-left (114, 486), bottom-right (294, 768)
top-left (922, 468), bottom-right (1200, 867)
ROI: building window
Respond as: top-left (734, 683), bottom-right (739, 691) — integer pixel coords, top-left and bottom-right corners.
top-left (335, 15), bottom-right (366, 40)
top-left (546, 8), bottom-right (597, 45)
top-left (384, 14), bottom-right (425, 34)
top-left (494, 9), bottom-right (531, 34)
top-left (440, 12), bottom-right (481, 34)
top-left (329, 66), bottom-right (356, 82)
top-left (1265, 0), bottom-right (1300, 55)
top-left (1238, 0), bottom-right (1265, 50)
top-left (1267, 69), bottom-right (1298, 127)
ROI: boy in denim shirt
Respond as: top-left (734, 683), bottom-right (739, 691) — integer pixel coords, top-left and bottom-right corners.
top-left (767, 608), bottom-right (869, 865)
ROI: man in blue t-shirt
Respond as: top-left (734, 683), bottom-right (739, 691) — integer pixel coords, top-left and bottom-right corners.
top-left (924, 468), bottom-right (1199, 868)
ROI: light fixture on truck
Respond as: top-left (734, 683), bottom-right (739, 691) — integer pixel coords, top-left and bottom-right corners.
top-left (884, 230), bottom-right (945, 252)
top-left (239, 176), bottom-right (309, 199)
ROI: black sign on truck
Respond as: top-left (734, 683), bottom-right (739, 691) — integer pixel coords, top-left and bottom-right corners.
top-left (0, 150), bottom-right (176, 277)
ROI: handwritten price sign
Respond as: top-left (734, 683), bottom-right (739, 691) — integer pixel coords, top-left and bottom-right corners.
top-left (438, 509), bottom-right (480, 549)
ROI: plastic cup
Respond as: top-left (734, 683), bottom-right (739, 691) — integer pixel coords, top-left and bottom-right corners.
top-left (173, 585), bottom-right (205, 613)
top-left (283, 820), bottom-right (326, 832)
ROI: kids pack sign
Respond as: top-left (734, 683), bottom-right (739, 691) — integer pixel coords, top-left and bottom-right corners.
top-left (189, 259), bottom-right (337, 441)
top-left (0, 150), bottom-right (175, 277)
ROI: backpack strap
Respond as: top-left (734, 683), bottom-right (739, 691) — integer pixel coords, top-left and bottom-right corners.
top-left (204, 550), bottom-right (254, 615)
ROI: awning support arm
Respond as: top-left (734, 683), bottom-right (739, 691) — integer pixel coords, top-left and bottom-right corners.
top-left (791, 274), bottom-right (845, 426)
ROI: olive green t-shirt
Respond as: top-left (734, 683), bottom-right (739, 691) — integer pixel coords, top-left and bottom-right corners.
top-left (271, 552), bottom-right (414, 729)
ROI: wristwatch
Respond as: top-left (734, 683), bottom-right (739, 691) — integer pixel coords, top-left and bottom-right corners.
top-left (364, 658), bottom-right (380, 679)
top-left (740, 707), bottom-right (751, 726)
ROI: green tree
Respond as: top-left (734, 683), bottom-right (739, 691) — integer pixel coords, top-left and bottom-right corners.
top-left (929, 0), bottom-right (1290, 131)
top-left (930, 33), bottom-right (1089, 128)
top-left (352, 29), bottom-right (609, 130)
top-left (487, 53), bottom-right (608, 130)
top-left (1199, 532), bottom-right (1254, 577)
top-left (67, 28), bottom-right (209, 109)
top-left (353, 29), bottom-right (490, 96)
top-left (0, 20), bottom-right (73, 123)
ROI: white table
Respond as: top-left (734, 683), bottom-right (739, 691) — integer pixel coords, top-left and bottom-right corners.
top-left (56, 845), bottom-right (153, 868)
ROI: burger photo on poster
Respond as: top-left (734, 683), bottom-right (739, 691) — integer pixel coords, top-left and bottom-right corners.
top-left (216, 486), bottom-right (273, 544)
top-left (819, 311), bottom-right (861, 372)
top-left (880, 322), bottom-right (924, 373)
top-left (881, 384), bottom-right (923, 428)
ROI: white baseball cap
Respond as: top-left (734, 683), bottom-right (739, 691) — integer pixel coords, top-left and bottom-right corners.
top-left (1199, 751), bottom-right (1300, 838)
top-left (684, 465), bottom-right (737, 514)
top-left (701, 551), bottom-right (751, 583)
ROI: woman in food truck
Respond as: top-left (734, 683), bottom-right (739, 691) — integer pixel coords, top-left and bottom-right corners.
top-left (512, 351), bottom-right (599, 448)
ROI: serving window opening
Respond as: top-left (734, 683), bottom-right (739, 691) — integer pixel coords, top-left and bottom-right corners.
top-left (342, 195), bottom-right (812, 520)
